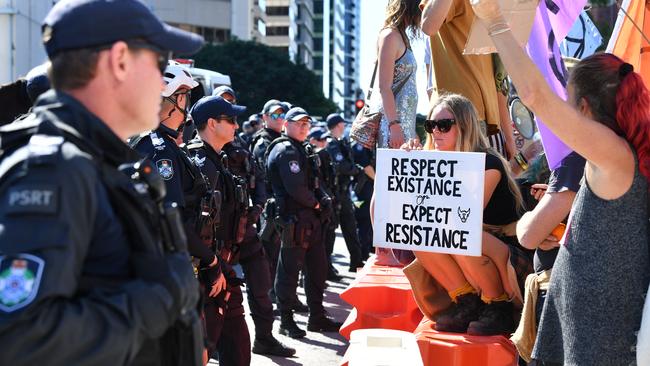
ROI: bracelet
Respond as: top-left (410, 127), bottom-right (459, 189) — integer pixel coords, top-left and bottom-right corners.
top-left (488, 22), bottom-right (511, 37)
top-left (389, 119), bottom-right (401, 127)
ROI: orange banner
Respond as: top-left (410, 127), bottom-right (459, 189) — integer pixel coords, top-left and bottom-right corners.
top-left (607, 0), bottom-right (650, 87)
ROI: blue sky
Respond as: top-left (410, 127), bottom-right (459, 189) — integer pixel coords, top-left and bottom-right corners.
top-left (359, 0), bottom-right (430, 115)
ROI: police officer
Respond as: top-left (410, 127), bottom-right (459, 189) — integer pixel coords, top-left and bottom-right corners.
top-left (133, 61), bottom-right (225, 297)
top-left (222, 131), bottom-right (295, 357)
top-left (325, 114), bottom-right (364, 271)
top-left (0, 1), bottom-right (204, 365)
top-left (351, 140), bottom-right (376, 260)
top-left (251, 100), bottom-right (285, 298)
top-left (308, 127), bottom-right (342, 281)
top-left (212, 85), bottom-right (237, 101)
top-left (239, 120), bottom-right (255, 148)
top-left (187, 96), bottom-right (251, 366)
top-left (267, 107), bottom-right (342, 338)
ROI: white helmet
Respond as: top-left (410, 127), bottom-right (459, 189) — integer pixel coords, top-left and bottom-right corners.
top-left (162, 60), bottom-right (199, 97)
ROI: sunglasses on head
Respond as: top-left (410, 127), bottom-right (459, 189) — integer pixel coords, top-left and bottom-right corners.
top-left (424, 118), bottom-right (456, 133)
top-left (270, 112), bottom-right (286, 120)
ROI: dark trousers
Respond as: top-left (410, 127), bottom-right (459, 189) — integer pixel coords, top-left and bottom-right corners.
top-left (204, 284), bottom-right (251, 366)
top-left (337, 190), bottom-right (363, 265)
top-left (354, 198), bottom-right (373, 259)
top-left (275, 211), bottom-right (327, 317)
top-left (239, 239), bottom-right (274, 339)
top-left (324, 220), bottom-right (336, 267)
top-left (260, 214), bottom-right (281, 300)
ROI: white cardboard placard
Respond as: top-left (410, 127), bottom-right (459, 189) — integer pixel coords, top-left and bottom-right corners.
top-left (373, 149), bottom-right (485, 256)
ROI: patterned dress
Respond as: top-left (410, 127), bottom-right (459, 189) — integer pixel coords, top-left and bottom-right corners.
top-left (369, 47), bottom-right (418, 148)
top-left (370, 46), bottom-right (418, 266)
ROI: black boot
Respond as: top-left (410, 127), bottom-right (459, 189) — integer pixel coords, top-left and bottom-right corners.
top-left (252, 335), bottom-right (296, 357)
top-left (279, 314), bottom-right (306, 339)
top-left (293, 298), bottom-right (309, 313)
top-left (434, 293), bottom-right (483, 333)
top-left (307, 314), bottom-right (343, 332)
top-left (467, 300), bottom-right (515, 336)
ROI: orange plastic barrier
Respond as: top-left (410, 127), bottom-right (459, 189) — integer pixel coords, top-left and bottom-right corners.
top-left (339, 256), bottom-right (424, 340)
top-left (414, 318), bottom-right (518, 366)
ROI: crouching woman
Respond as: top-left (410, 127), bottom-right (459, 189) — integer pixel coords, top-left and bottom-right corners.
top-left (402, 93), bottom-right (531, 336)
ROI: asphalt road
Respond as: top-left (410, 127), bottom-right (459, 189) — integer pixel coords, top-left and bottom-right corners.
top-left (210, 230), bottom-right (356, 366)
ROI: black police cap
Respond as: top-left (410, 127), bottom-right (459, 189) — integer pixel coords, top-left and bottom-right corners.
top-left (42, 0), bottom-right (204, 58)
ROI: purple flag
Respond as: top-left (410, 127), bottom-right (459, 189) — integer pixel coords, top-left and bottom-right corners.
top-left (525, 0), bottom-right (586, 169)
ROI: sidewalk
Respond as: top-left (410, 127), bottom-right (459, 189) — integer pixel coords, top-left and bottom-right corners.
top-left (209, 230), bottom-right (355, 366)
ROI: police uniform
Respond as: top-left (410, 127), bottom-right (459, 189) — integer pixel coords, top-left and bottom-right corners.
top-left (187, 138), bottom-right (251, 366)
top-left (351, 141), bottom-right (375, 259)
top-left (133, 124), bottom-right (217, 269)
top-left (266, 117), bottom-right (340, 337)
top-left (308, 128), bottom-right (340, 279)
top-left (0, 91), bottom-right (201, 366)
top-left (222, 138), bottom-right (294, 356)
top-left (326, 135), bottom-right (364, 270)
top-left (0, 1), bottom-right (205, 365)
top-left (250, 126), bottom-right (282, 293)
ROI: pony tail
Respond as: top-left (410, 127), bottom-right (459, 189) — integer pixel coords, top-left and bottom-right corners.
top-left (616, 71), bottom-right (650, 184)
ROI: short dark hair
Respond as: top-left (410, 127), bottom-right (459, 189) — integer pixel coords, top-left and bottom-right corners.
top-left (48, 48), bottom-right (100, 90)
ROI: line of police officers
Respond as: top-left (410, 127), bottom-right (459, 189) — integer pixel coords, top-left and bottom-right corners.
top-left (0, 1), bottom-right (375, 365)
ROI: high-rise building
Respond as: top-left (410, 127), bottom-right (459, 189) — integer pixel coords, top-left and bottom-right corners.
top-left (263, 0), bottom-right (314, 69)
top-left (149, 0), bottom-right (231, 44)
top-left (313, 0), bottom-right (360, 119)
top-left (232, 0), bottom-right (267, 43)
top-left (290, 0), bottom-right (315, 69)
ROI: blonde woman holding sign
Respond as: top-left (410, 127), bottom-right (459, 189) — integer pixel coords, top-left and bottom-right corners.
top-left (402, 93), bottom-right (530, 336)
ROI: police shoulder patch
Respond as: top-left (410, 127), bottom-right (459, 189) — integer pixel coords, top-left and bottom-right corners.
top-left (289, 160), bottom-right (301, 174)
top-left (156, 159), bottom-right (174, 180)
top-left (335, 153), bottom-right (344, 161)
top-left (0, 254), bottom-right (45, 313)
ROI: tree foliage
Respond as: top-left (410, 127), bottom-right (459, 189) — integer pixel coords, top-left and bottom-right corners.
top-left (193, 40), bottom-right (338, 119)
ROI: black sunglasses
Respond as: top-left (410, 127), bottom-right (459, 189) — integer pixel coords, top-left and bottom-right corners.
top-left (217, 115), bottom-right (238, 125)
top-left (424, 118), bottom-right (456, 133)
top-left (92, 39), bottom-right (170, 74)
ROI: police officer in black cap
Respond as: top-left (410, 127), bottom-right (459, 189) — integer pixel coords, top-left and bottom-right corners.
top-left (186, 95), bottom-right (251, 365)
top-left (133, 61), bottom-right (226, 316)
top-left (325, 114), bottom-right (364, 271)
top-left (0, 0), bottom-right (204, 365)
top-left (266, 107), bottom-right (342, 338)
top-left (351, 141), bottom-right (376, 260)
top-left (251, 99), bottom-right (285, 298)
top-left (222, 124), bottom-right (295, 357)
top-left (308, 126), bottom-right (342, 281)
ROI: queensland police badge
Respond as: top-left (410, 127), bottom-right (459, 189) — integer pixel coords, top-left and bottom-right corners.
top-left (0, 254), bottom-right (44, 313)
top-left (156, 159), bottom-right (174, 180)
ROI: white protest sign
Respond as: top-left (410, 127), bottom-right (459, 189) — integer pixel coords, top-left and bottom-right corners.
top-left (373, 149), bottom-right (485, 256)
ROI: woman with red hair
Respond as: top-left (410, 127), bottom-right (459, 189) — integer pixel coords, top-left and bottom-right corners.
top-left (470, 1), bottom-right (650, 365)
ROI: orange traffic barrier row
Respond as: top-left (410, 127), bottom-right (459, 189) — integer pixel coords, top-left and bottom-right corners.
top-left (339, 256), bottom-right (424, 340)
top-left (414, 318), bottom-right (518, 366)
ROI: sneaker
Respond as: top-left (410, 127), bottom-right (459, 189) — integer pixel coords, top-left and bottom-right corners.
top-left (252, 336), bottom-right (296, 357)
top-left (293, 299), bottom-right (309, 313)
top-left (434, 293), bottom-right (483, 333)
top-left (467, 300), bottom-right (515, 336)
top-left (307, 315), bottom-right (343, 332)
top-left (279, 318), bottom-right (307, 339)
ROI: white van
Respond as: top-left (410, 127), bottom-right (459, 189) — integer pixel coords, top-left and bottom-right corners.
top-left (174, 59), bottom-right (232, 105)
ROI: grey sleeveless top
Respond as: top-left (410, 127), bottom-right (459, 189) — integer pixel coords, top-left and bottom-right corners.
top-left (532, 156), bottom-right (649, 365)
top-left (369, 47), bottom-right (418, 148)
